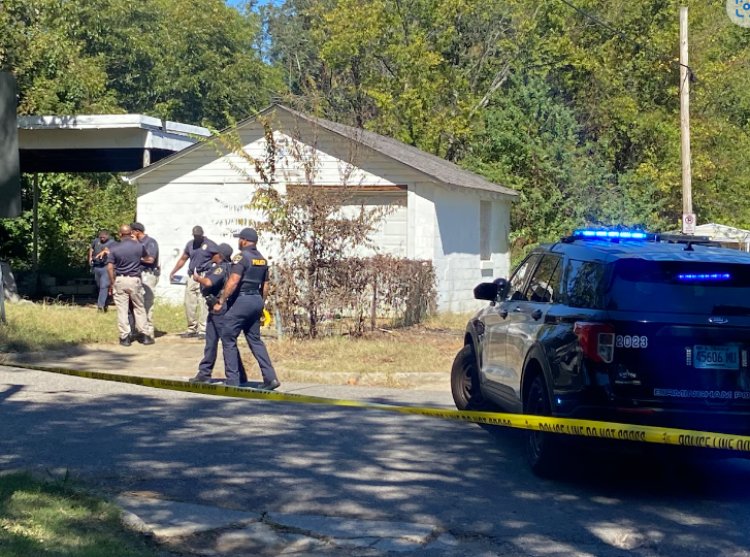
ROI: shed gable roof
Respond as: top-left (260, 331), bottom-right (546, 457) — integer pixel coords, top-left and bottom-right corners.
top-left (126, 104), bottom-right (517, 198)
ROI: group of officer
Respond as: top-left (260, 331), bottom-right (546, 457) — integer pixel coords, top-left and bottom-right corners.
top-left (90, 223), bottom-right (280, 391)
top-left (89, 222), bottom-right (158, 346)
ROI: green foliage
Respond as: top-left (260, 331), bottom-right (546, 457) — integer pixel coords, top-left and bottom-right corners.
top-left (0, 175), bottom-right (135, 275)
top-left (266, 0), bottom-right (750, 260)
top-left (0, 0), bottom-right (281, 278)
top-left (3, 0), bottom-right (750, 273)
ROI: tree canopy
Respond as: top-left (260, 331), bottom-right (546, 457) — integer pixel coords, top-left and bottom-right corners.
top-left (1, 0), bottom-right (750, 271)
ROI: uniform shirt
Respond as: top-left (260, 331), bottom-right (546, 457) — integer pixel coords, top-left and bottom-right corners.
top-left (184, 238), bottom-right (218, 275)
top-left (200, 261), bottom-right (237, 313)
top-left (230, 246), bottom-right (269, 294)
top-left (139, 234), bottom-right (159, 273)
top-left (200, 261), bottom-right (230, 298)
top-left (107, 239), bottom-right (147, 277)
top-left (91, 237), bottom-right (115, 267)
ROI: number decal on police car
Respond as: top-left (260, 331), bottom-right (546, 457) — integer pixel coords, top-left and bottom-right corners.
top-left (616, 335), bottom-right (648, 349)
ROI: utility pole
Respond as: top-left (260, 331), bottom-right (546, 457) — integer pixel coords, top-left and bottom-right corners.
top-left (680, 6), bottom-right (695, 235)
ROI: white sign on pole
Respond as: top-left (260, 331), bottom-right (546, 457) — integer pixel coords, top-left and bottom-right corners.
top-left (727, 0), bottom-right (750, 27)
top-left (682, 213), bottom-right (696, 235)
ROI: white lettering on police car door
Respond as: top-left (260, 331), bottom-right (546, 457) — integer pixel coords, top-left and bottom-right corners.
top-left (616, 335), bottom-right (648, 348)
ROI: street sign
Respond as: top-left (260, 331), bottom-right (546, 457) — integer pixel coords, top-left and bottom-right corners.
top-left (682, 213), bottom-right (696, 235)
top-left (727, 0), bottom-right (750, 27)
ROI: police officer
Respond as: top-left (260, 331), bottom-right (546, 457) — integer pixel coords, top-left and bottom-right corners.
top-left (88, 229), bottom-right (115, 312)
top-left (215, 227), bottom-right (280, 389)
top-left (130, 222), bottom-right (159, 340)
top-left (106, 224), bottom-right (155, 346)
top-left (188, 243), bottom-right (248, 384)
top-left (168, 225), bottom-right (218, 339)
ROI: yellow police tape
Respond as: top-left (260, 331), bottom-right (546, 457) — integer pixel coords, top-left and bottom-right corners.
top-left (10, 363), bottom-right (750, 453)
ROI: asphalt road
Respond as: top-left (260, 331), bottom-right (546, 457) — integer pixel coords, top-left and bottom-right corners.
top-left (3, 365), bottom-right (750, 556)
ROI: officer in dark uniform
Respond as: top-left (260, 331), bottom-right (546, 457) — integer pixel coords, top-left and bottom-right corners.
top-left (188, 243), bottom-right (248, 384)
top-left (168, 225), bottom-right (219, 338)
top-left (215, 227), bottom-right (280, 390)
top-left (106, 224), bottom-right (155, 346)
top-left (131, 222), bottom-right (159, 340)
top-left (88, 229), bottom-right (115, 312)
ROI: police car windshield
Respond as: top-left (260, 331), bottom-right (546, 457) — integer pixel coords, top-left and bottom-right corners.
top-left (606, 259), bottom-right (750, 314)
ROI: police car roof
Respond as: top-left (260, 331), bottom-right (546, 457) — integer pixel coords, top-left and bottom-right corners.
top-left (544, 238), bottom-right (750, 264)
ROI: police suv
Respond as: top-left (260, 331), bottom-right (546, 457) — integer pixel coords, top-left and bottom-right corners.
top-left (452, 229), bottom-right (750, 475)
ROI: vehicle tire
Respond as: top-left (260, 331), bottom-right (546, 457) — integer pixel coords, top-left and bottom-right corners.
top-left (523, 373), bottom-right (561, 477)
top-left (451, 345), bottom-right (486, 411)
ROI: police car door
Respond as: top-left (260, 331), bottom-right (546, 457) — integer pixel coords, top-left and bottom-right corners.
top-left (503, 254), bottom-right (562, 399)
top-left (481, 254), bottom-right (540, 406)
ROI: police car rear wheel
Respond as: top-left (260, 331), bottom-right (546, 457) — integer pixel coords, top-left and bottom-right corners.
top-left (524, 374), bottom-right (560, 477)
top-left (451, 345), bottom-right (486, 411)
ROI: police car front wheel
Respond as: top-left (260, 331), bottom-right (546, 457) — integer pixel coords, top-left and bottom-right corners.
top-left (450, 345), bottom-right (486, 411)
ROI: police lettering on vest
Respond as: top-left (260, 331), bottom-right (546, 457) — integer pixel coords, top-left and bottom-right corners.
top-left (231, 246), bottom-right (268, 295)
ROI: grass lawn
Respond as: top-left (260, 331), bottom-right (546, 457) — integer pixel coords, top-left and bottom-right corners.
top-left (0, 472), bottom-right (168, 557)
top-left (0, 301), bottom-right (471, 375)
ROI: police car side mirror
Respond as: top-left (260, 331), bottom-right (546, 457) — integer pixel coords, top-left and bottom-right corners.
top-left (474, 279), bottom-right (508, 303)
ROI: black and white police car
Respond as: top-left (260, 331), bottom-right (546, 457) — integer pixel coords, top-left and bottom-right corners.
top-left (452, 228), bottom-right (750, 475)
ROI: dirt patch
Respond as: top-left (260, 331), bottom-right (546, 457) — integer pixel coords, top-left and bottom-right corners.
top-left (2, 327), bottom-right (459, 390)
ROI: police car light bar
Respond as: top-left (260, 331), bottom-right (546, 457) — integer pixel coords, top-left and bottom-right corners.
top-left (676, 273), bottom-right (731, 282)
top-left (572, 229), bottom-right (650, 240)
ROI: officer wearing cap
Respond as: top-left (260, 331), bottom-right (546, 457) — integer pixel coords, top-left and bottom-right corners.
top-left (88, 229), bottom-right (115, 312)
top-left (130, 222), bottom-right (159, 340)
top-left (106, 224), bottom-right (155, 346)
top-left (188, 243), bottom-right (248, 384)
top-left (215, 227), bottom-right (280, 389)
top-left (168, 225), bottom-right (218, 339)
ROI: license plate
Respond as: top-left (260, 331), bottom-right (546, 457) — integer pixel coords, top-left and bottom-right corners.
top-left (693, 345), bottom-right (739, 370)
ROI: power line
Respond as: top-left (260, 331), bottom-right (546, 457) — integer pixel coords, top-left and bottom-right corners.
top-left (554, 0), bottom-right (694, 77)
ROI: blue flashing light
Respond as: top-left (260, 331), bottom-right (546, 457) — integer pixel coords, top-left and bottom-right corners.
top-left (573, 229), bottom-right (648, 240)
top-left (677, 273), bottom-right (732, 282)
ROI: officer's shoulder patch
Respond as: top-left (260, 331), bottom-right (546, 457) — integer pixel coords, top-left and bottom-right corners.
top-left (213, 267), bottom-right (223, 275)
top-left (231, 253), bottom-right (243, 264)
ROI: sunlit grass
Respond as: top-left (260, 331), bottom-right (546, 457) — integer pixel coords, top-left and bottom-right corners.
top-left (0, 301), bottom-right (185, 351)
top-left (268, 329), bottom-right (461, 374)
top-left (0, 472), bottom-right (163, 557)
top-left (1, 302), bottom-right (472, 376)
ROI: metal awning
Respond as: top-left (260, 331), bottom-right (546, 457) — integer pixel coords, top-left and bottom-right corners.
top-left (18, 114), bottom-right (211, 173)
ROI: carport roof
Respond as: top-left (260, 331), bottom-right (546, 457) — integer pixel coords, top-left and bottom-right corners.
top-left (18, 114), bottom-right (210, 173)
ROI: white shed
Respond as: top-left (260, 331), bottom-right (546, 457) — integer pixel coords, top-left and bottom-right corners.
top-left (693, 223), bottom-right (750, 251)
top-left (125, 104), bottom-right (517, 312)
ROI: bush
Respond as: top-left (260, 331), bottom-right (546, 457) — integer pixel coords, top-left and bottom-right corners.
top-left (269, 255), bottom-right (436, 337)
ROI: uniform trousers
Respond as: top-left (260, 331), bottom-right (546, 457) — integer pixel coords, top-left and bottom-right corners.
top-left (184, 274), bottom-right (207, 334)
top-left (93, 266), bottom-right (110, 309)
top-left (113, 276), bottom-right (147, 339)
top-left (196, 309), bottom-right (248, 383)
top-left (141, 271), bottom-right (159, 338)
top-left (219, 294), bottom-right (277, 387)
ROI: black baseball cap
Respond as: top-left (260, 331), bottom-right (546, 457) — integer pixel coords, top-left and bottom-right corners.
top-left (192, 225), bottom-right (204, 236)
top-left (234, 227), bottom-right (258, 242)
top-left (217, 243), bottom-right (233, 259)
top-left (130, 222), bottom-right (145, 232)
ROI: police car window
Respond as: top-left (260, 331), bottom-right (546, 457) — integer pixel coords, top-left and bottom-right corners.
top-left (507, 254), bottom-right (540, 301)
top-left (525, 255), bottom-right (561, 303)
top-left (608, 260), bottom-right (750, 314)
top-left (564, 259), bottom-right (607, 309)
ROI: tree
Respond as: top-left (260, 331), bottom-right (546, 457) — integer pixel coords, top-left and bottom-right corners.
top-left (0, 0), bottom-right (282, 275)
top-left (215, 113), bottom-right (393, 336)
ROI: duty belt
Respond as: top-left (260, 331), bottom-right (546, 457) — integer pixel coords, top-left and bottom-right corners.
top-left (239, 290), bottom-right (260, 296)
